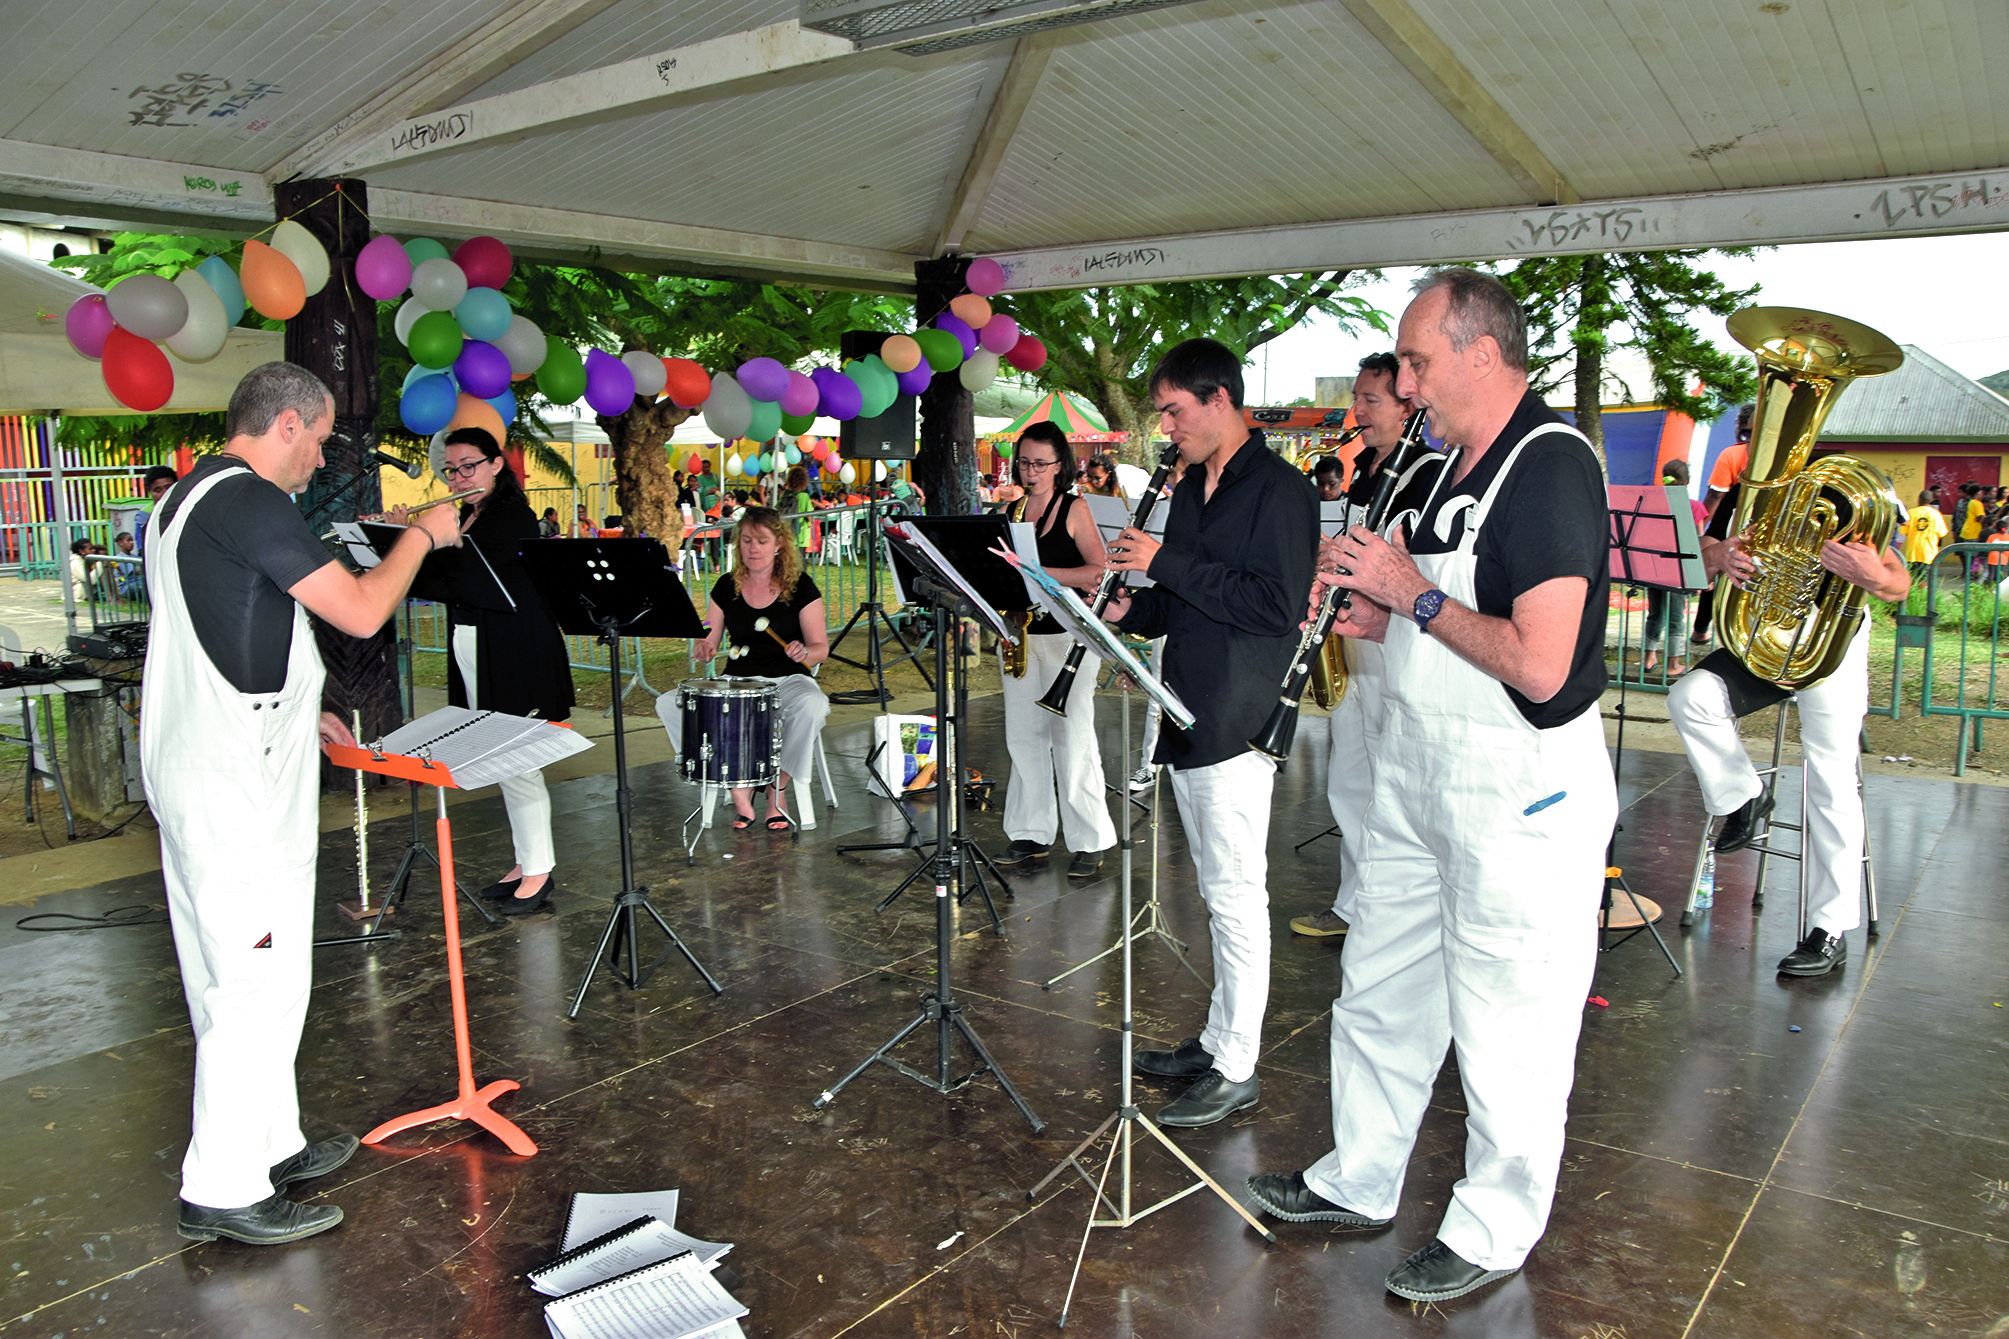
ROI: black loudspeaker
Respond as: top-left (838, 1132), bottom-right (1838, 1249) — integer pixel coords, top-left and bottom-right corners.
top-left (839, 329), bottom-right (916, 460)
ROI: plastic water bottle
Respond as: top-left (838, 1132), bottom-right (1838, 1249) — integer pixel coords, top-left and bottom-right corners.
top-left (1695, 851), bottom-right (1716, 909)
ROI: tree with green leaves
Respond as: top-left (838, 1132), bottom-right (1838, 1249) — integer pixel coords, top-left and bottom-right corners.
top-left (1006, 273), bottom-right (1387, 462)
top-left (1499, 251), bottom-right (1761, 463)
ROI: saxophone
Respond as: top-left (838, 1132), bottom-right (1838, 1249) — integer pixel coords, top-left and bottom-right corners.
top-left (1002, 494), bottom-right (1033, 678)
top-left (1716, 307), bottom-right (1904, 689)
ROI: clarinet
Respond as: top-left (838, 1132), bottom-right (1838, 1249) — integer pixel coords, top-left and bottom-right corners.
top-left (1035, 438), bottom-right (1183, 716)
top-left (1250, 409), bottom-right (1429, 760)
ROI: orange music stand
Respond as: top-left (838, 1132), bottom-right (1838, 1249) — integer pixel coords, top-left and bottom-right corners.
top-left (325, 740), bottom-right (537, 1158)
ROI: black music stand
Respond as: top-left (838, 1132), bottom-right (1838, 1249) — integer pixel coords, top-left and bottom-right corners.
top-left (826, 497), bottom-right (932, 705)
top-left (1601, 484), bottom-right (1703, 977)
top-left (814, 523), bottom-right (1044, 1133)
top-left (522, 538), bottom-right (724, 1018)
top-left (320, 524), bottom-right (514, 947)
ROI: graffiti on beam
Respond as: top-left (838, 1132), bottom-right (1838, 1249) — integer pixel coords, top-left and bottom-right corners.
top-left (182, 176), bottom-right (245, 198)
top-left (128, 74), bottom-right (283, 129)
top-left (1512, 206), bottom-right (1662, 251)
top-left (1080, 247), bottom-right (1169, 276)
top-left (390, 112), bottom-right (475, 155)
top-left (657, 57), bottom-right (679, 82)
top-left (1864, 176), bottom-right (2007, 229)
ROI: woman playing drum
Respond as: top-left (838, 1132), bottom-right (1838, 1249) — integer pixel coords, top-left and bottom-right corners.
top-left (668, 506), bottom-right (830, 830)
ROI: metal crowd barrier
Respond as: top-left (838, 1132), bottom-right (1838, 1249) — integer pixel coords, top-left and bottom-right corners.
top-left (1904, 542), bottom-right (2009, 775)
top-left (79, 552), bottom-right (149, 629)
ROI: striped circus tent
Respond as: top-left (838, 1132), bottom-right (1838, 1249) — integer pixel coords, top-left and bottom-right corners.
top-left (995, 390), bottom-right (1126, 443)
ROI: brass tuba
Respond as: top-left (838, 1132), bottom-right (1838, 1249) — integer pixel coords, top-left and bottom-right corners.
top-left (1715, 307), bottom-right (1904, 689)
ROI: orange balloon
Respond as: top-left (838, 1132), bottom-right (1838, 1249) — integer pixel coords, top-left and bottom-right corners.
top-left (662, 356), bottom-right (711, 408)
top-left (447, 392), bottom-right (507, 450)
top-left (949, 293), bottom-right (992, 328)
top-left (240, 238), bottom-right (306, 320)
top-left (880, 334), bottom-right (922, 374)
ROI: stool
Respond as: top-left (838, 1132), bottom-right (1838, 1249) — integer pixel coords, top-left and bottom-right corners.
top-left (1680, 694), bottom-right (1879, 936)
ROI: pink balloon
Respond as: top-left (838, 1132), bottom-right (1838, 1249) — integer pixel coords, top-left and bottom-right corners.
top-left (780, 370), bottom-right (819, 417)
top-left (966, 257), bottom-right (1006, 297)
top-left (354, 234), bottom-right (413, 301)
top-left (65, 294), bottom-right (115, 360)
top-left (452, 235), bottom-right (513, 290)
top-left (978, 313), bottom-right (1019, 355)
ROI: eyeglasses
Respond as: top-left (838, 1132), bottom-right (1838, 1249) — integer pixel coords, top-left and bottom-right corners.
top-left (442, 460), bottom-right (492, 480)
top-left (1019, 458), bottom-right (1061, 471)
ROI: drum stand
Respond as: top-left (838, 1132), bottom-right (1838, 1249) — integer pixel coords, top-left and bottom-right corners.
top-left (814, 584), bottom-right (1042, 1132)
top-left (1032, 691), bottom-right (1273, 1327)
top-left (570, 619), bottom-right (722, 1018)
top-left (1044, 753), bottom-right (1201, 990)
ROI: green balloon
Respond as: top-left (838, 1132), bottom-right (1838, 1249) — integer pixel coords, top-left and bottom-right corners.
top-left (780, 411), bottom-right (815, 436)
top-left (407, 309), bottom-right (464, 370)
top-left (537, 336), bottom-right (586, 403)
top-left (855, 355), bottom-right (898, 417)
top-left (998, 439), bottom-right (1014, 457)
top-left (745, 399), bottom-right (782, 442)
top-left (914, 328), bottom-right (962, 373)
top-left (404, 237), bottom-right (450, 265)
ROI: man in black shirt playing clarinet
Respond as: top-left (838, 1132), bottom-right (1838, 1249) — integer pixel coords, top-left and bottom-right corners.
top-left (1103, 338), bottom-right (1318, 1128)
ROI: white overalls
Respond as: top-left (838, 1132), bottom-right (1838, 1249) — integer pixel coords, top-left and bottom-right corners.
top-left (142, 467), bottom-right (323, 1210)
top-left (1305, 427), bottom-right (1617, 1271)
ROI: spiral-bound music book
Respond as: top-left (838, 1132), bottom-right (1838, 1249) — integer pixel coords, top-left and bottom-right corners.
top-left (374, 706), bottom-right (592, 790)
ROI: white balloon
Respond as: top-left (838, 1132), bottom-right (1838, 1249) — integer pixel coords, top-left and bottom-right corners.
top-left (839, 463), bottom-right (856, 485)
top-left (269, 219), bottom-right (330, 297)
top-left (395, 296), bottom-right (432, 345)
top-left (105, 273), bottom-right (188, 341)
top-left (622, 350), bottom-right (667, 397)
top-left (427, 427), bottom-right (453, 481)
top-left (958, 349), bottom-right (999, 393)
top-left (497, 315), bottom-right (546, 375)
top-left (726, 452), bottom-right (744, 478)
top-left (874, 461), bottom-right (888, 482)
top-left (411, 256), bottom-right (468, 310)
top-left (703, 371), bottom-right (753, 441)
top-left (165, 268), bottom-right (229, 362)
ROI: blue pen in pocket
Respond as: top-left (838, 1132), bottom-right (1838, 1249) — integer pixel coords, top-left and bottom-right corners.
top-left (1523, 791), bottom-right (1567, 816)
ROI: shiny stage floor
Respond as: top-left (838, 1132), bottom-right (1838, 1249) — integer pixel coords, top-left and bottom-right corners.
top-left (0, 694), bottom-right (2003, 1338)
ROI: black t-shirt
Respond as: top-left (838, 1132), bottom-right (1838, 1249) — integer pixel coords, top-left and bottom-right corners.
top-left (711, 572), bottom-right (822, 679)
top-left (1404, 392), bottom-right (1610, 728)
top-left (1026, 492), bottom-right (1087, 635)
top-left (151, 455), bottom-right (335, 694)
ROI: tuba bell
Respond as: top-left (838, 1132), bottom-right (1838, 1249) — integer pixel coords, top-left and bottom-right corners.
top-left (1715, 307), bottom-right (1904, 689)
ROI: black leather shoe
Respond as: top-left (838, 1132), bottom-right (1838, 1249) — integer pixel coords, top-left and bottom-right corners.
top-left (500, 876), bottom-right (557, 916)
top-left (478, 876), bottom-right (522, 901)
top-left (1156, 1070), bottom-right (1259, 1127)
top-left (1133, 1036), bottom-right (1213, 1079)
top-left (1777, 926), bottom-right (1847, 976)
top-left (1384, 1239), bottom-right (1517, 1303)
top-left (176, 1193), bottom-right (343, 1245)
top-left (995, 839), bottom-right (1052, 868)
top-left (1066, 849), bottom-right (1105, 880)
top-left (1246, 1172), bottom-right (1391, 1228)
top-left (1714, 789), bottom-right (1775, 853)
top-left (269, 1134), bottom-right (359, 1190)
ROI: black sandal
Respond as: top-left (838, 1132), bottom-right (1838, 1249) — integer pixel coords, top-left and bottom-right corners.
top-left (731, 813), bottom-right (756, 831)
top-left (764, 813), bottom-right (792, 831)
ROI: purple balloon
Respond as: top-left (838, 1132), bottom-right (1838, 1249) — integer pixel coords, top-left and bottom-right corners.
top-left (934, 312), bottom-right (977, 357)
top-left (737, 356), bottom-right (789, 403)
top-left (584, 347), bottom-right (639, 416)
top-left (65, 293), bottom-right (115, 360)
top-left (811, 366), bottom-right (861, 421)
top-left (780, 370), bottom-right (819, 417)
top-left (453, 340), bottom-right (512, 399)
top-left (978, 313), bottom-right (1020, 356)
top-left (895, 361), bottom-right (933, 397)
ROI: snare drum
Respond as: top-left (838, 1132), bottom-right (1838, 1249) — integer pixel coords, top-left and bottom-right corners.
top-left (675, 677), bottom-right (782, 787)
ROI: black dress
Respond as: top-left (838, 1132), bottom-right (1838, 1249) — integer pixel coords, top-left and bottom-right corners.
top-left (445, 493), bottom-right (575, 723)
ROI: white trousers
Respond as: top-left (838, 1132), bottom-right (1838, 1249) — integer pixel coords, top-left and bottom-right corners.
top-left (652, 673), bottom-right (827, 792)
top-left (1667, 626), bottom-right (1869, 935)
top-left (1167, 751), bottom-right (1277, 1083)
top-left (1323, 668), bottom-right (1380, 921)
top-left (451, 626), bottom-right (556, 876)
top-left (1305, 706), bottom-right (1613, 1270)
top-left (1000, 633), bottom-right (1116, 852)
top-left (1137, 636), bottom-right (1167, 770)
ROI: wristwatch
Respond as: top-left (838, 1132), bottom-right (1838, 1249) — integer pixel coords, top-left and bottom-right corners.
top-left (1412, 587), bottom-right (1449, 634)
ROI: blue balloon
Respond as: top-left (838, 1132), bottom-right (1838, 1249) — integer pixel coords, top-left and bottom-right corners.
top-left (454, 287), bottom-right (512, 343)
top-left (401, 362), bottom-right (458, 394)
top-left (399, 373), bottom-right (457, 435)
top-left (485, 388), bottom-right (518, 427)
top-left (197, 255), bottom-right (246, 328)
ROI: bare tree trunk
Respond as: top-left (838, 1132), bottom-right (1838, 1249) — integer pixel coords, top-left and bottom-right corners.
top-left (598, 387), bottom-right (689, 539)
top-left (1572, 253), bottom-right (1611, 473)
top-left (283, 178), bottom-right (398, 786)
top-left (914, 256), bottom-right (977, 514)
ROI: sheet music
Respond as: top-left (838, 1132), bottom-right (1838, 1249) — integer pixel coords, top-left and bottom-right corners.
top-left (378, 706), bottom-right (592, 790)
top-left (561, 1190), bottom-right (680, 1253)
top-left (882, 521), bottom-right (1015, 641)
top-left (331, 521), bottom-right (380, 570)
top-left (1002, 550), bottom-right (1194, 731)
top-left (1082, 493), bottom-right (1166, 588)
top-left (531, 1218), bottom-right (730, 1298)
top-left (1319, 499), bottom-right (1348, 539)
top-left (542, 1252), bottom-right (747, 1339)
